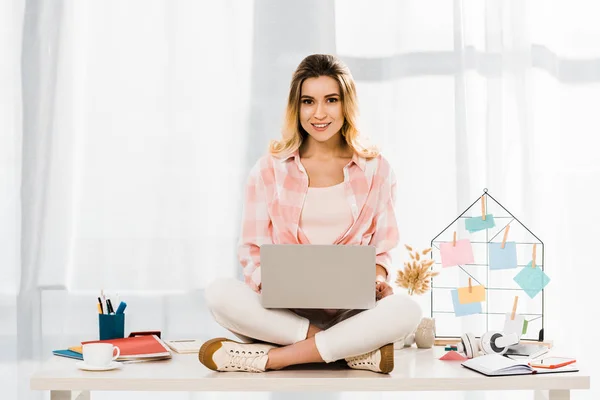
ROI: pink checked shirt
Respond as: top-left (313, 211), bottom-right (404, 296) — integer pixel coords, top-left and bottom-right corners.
top-left (238, 149), bottom-right (399, 293)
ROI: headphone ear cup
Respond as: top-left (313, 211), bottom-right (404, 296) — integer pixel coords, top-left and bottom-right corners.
top-left (480, 331), bottom-right (510, 355)
top-left (480, 331), bottom-right (493, 354)
top-left (460, 332), bottom-right (477, 358)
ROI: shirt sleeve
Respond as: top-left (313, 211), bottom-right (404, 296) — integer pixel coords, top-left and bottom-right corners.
top-left (369, 161), bottom-right (399, 282)
top-left (237, 160), bottom-right (272, 293)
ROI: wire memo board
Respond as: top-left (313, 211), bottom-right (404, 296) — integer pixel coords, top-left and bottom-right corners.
top-left (429, 189), bottom-right (546, 342)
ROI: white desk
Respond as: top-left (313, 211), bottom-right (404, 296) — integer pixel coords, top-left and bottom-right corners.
top-left (31, 347), bottom-right (590, 400)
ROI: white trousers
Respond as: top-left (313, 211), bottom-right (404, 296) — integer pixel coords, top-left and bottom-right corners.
top-left (205, 278), bottom-right (422, 363)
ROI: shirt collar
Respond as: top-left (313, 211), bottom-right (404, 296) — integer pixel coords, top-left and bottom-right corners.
top-left (279, 148), bottom-right (366, 171)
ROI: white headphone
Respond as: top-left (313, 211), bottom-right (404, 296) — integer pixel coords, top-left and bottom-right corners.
top-left (457, 331), bottom-right (519, 358)
top-left (456, 332), bottom-right (478, 358)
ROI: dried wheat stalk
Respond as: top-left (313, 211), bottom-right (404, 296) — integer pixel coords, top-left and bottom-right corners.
top-left (395, 245), bottom-right (439, 295)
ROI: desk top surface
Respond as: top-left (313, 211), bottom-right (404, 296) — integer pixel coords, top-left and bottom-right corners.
top-left (31, 346), bottom-right (590, 392)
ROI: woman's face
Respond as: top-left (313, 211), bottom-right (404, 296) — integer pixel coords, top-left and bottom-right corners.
top-left (299, 76), bottom-right (345, 143)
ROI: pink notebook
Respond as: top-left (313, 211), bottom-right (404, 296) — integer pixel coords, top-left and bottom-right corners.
top-left (82, 334), bottom-right (171, 361)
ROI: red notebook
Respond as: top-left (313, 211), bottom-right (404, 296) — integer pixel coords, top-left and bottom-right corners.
top-left (82, 335), bottom-right (171, 361)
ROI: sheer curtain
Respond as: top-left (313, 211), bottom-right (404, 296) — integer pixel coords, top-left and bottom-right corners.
top-left (23, 0), bottom-right (255, 293)
top-left (3, 0), bottom-right (600, 399)
top-left (334, 1), bottom-right (600, 399)
top-left (10, 0), bottom-right (257, 399)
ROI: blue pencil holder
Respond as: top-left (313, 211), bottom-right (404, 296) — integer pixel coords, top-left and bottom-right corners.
top-left (99, 314), bottom-right (125, 340)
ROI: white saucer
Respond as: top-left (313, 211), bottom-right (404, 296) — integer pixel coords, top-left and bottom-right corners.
top-left (76, 361), bottom-right (121, 371)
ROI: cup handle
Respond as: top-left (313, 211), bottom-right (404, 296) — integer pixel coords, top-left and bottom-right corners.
top-left (112, 346), bottom-right (120, 361)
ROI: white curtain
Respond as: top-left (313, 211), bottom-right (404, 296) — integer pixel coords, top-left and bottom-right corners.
top-left (23, 0), bottom-right (255, 293)
top-left (335, 1), bottom-right (600, 399)
top-left (3, 0), bottom-right (600, 399)
top-left (1, 0), bottom-right (24, 396)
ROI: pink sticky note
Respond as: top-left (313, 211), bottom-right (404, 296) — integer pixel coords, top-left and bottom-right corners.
top-left (440, 239), bottom-right (475, 267)
top-left (440, 351), bottom-right (468, 361)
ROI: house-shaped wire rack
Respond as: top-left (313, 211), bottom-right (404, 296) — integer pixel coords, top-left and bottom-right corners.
top-left (430, 189), bottom-right (545, 341)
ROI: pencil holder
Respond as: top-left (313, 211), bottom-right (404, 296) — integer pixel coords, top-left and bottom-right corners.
top-left (99, 314), bottom-right (125, 340)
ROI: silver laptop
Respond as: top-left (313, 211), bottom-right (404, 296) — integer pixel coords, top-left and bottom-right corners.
top-left (260, 244), bottom-right (376, 309)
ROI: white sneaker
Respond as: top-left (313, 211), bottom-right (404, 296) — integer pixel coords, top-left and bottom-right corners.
top-left (198, 337), bottom-right (276, 372)
top-left (345, 343), bottom-right (394, 374)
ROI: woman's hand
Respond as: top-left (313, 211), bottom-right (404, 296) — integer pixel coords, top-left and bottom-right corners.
top-left (375, 281), bottom-right (393, 301)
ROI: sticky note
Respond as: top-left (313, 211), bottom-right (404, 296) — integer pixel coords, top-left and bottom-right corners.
top-left (440, 239), bottom-right (475, 267)
top-left (513, 262), bottom-right (550, 298)
top-left (440, 351), bottom-right (468, 361)
top-left (503, 313), bottom-right (525, 338)
top-left (465, 214), bottom-right (496, 233)
top-left (457, 285), bottom-right (486, 304)
top-left (451, 289), bottom-right (482, 317)
top-left (489, 242), bottom-right (518, 270)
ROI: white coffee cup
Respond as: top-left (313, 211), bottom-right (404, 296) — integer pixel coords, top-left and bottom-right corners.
top-left (82, 343), bottom-right (120, 367)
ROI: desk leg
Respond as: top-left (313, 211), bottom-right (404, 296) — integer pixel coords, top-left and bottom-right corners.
top-left (548, 390), bottom-right (570, 400)
top-left (50, 390), bottom-right (91, 400)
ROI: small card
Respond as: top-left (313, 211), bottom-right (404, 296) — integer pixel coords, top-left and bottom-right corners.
top-left (451, 289), bottom-right (482, 317)
top-left (513, 262), bottom-right (551, 298)
top-left (457, 284), bottom-right (486, 304)
top-left (465, 214), bottom-right (496, 233)
top-left (440, 351), bottom-right (468, 361)
top-left (489, 242), bottom-right (518, 270)
top-left (503, 313), bottom-right (525, 338)
top-left (440, 239), bottom-right (475, 267)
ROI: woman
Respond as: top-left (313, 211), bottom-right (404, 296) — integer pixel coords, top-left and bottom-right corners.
top-left (199, 54), bottom-right (422, 374)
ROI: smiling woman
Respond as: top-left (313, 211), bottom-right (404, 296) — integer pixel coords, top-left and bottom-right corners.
top-left (199, 54), bottom-right (422, 375)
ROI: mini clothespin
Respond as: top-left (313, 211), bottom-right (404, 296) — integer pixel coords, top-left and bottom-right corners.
top-left (468, 277), bottom-right (473, 293)
top-left (501, 225), bottom-right (510, 249)
top-left (511, 296), bottom-right (519, 320)
top-left (453, 231), bottom-right (457, 247)
top-left (531, 244), bottom-right (537, 268)
top-left (481, 195), bottom-right (486, 220)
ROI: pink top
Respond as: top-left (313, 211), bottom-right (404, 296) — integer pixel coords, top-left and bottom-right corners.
top-left (299, 182), bottom-right (353, 245)
top-left (238, 149), bottom-right (399, 293)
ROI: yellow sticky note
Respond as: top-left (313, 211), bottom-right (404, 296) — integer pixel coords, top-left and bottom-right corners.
top-left (457, 285), bottom-right (486, 304)
top-left (68, 346), bottom-right (83, 354)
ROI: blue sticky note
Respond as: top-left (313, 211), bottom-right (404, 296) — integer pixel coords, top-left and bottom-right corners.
top-left (465, 214), bottom-right (496, 233)
top-left (489, 242), bottom-right (518, 270)
top-left (451, 289), bottom-right (482, 317)
top-left (513, 262), bottom-right (550, 298)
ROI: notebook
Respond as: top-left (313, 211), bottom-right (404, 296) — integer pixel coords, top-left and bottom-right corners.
top-left (164, 339), bottom-right (203, 354)
top-left (52, 349), bottom-right (83, 360)
top-left (462, 354), bottom-right (579, 376)
top-left (81, 334), bottom-right (171, 362)
top-left (505, 343), bottom-right (549, 360)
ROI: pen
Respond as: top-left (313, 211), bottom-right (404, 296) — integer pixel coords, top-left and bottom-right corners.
top-left (106, 299), bottom-right (115, 314)
top-left (97, 297), bottom-right (104, 314)
top-left (97, 303), bottom-right (102, 314)
top-left (101, 290), bottom-right (107, 314)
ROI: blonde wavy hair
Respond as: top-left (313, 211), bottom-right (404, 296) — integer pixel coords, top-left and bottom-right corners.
top-left (269, 54), bottom-right (379, 159)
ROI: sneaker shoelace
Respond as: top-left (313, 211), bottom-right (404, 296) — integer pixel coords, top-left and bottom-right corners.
top-left (223, 347), bottom-right (267, 372)
top-left (348, 350), bottom-right (376, 367)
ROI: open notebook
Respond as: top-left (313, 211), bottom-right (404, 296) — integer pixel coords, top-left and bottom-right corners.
top-left (462, 354), bottom-right (578, 376)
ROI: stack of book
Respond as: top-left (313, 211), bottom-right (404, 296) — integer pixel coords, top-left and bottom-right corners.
top-left (53, 334), bottom-right (172, 363)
